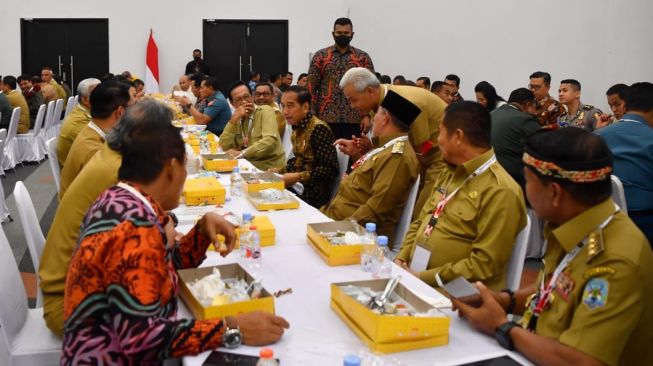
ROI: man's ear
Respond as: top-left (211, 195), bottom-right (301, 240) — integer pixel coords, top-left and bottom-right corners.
top-left (454, 128), bottom-right (465, 145)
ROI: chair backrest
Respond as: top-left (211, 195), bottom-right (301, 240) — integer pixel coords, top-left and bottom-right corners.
top-left (53, 99), bottom-right (64, 126)
top-left (505, 215), bottom-right (532, 292)
top-left (0, 224), bottom-right (29, 349)
top-left (13, 181), bottom-right (46, 307)
top-left (611, 175), bottom-right (628, 213)
top-left (63, 96), bottom-right (75, 119)
top-left (0, 128), bottom-right (7, 141)
top-left (74, 95), bottom-right (79, 106)
top-left (6, 107), bottom-right (21, 142)
top-left (45, 138), bottom-right (61, 192)
top-left (282, 123), bottom-right (293, 158)
top-left (32, 104), bottom-right (46, 137)
top-left (0, 129), bottom-right (7, 171)
top-left (330, 149), bottom-right (350, 199)
top-left (393, 175), bottom-right (421, 250)
top-left (42, 101), bottom-right (56, 131)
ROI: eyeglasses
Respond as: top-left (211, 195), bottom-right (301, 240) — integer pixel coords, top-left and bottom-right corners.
top-left (528, 84), bottom-right (543, 90)
top-left (233, 95), bottom-right (253, 104)
top-left (254, 92), bottom-right (272, 97)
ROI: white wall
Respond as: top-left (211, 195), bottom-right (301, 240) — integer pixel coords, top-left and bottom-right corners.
top-left (2, 0), bottom-right (652, 111)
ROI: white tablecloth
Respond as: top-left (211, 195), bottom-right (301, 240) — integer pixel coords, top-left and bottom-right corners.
top-left (174, 160), bottom-right (531, 366)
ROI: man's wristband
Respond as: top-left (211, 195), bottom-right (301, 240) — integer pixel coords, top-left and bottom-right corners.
top-left (501, 289), bottom-right (516, 314)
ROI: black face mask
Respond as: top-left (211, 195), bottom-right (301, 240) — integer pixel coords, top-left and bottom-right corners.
top-left (333, 35), bottom-right (352, 47)
top-left (194, 56), bottom-right (201, 62)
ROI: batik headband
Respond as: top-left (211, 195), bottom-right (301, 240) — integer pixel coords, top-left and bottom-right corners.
top-left (522, 152), bottom-right (612, 183)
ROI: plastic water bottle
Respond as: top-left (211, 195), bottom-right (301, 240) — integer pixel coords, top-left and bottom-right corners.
top-left (199, 132), bottom-right (211, 154)
top-left (360, 223), bottom-right (377, 272)
top-left (256, 348), bottom-right (279, 366)
top-left (230, 166), bottom-right (244, 197)
top-left (239, 213), bottom-right (252, 258)
top-left (343, 354), bottom-right (361, 366)
top-left (373, 236), bottom-right (392, 278)
top-left (247, 225), bottom-right (261, 269)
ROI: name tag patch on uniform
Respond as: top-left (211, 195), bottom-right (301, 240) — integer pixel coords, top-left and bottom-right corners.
top-left (555, 271), bottom-right (575, 302)
top-left (582, 278), bottom-right (609, 310)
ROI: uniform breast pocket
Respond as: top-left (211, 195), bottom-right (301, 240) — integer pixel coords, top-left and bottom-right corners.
top-left (442, 194), bottom-right (479, 239)
top-left (351, 163), bottom-right (373, 193)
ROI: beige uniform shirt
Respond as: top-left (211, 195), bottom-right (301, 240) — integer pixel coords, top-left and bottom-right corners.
top-left (531, 198), bottom-right (653, 366)
top-left (6, 89), bottom-right (31, 133)
top-left (57, 104), bottom-right (92, 166)
top-left (321, 132), bottom-right (419, 246)
top-left (59, 124), bottom-right (105, 199)
top-left (396, 148), bottom-right (526, 289)
top-left (219, 105), bottom-right (286, 171)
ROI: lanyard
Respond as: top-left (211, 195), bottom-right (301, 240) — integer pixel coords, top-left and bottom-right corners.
top-left (527, 208), bottom-right (617, 330)
top-left (422, 155), bottom-right (497, 238)
top-left (350, 135), bottom-right (408, 171)
top-left (117, 182), bottom-right (156, 218)
top-left (620, 118), bottom-right (645, 125)
top-left (88, 121), bottom-right (106, 139)
top-left (240, 107), bottom-right (257, 147)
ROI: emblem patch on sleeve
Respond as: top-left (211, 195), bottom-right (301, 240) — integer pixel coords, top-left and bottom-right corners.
top-left (582, 278), bottom-right (609, 310)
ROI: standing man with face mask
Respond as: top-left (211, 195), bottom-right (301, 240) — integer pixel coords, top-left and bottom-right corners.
top-left (185, 49), bottom-right (211, 76)
top-left (307, 17), bottom-right (375, 140)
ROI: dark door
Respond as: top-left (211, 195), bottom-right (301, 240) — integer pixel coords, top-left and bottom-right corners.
top-left (203, 20), bottom-right (288, 95)
top-left (21, 18), bottom-right (109, 92)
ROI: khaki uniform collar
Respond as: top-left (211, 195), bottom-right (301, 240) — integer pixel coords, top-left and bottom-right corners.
top-left (453, 148), bottom-right (495, 177)
top-left (372, 132), bottom-right (407, 148)
top-left (544, 198), bottom-right (616, 253)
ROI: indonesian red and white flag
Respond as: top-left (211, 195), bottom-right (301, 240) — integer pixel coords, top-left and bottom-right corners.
top-left (144, 29), bottom-right (160, 94)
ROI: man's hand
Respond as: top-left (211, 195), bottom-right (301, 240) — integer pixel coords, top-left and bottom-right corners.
top-left (231, 102), bottom-right (255, 123)
top-left (282, 172), bottom-right (301, 187)
top-left (197, 212), bottom-right (237, 257)
top-left (226, 149), bottom-right (241, 159)
top-left (267, 168), bottom-right (281, 174)
top-left (179, 96), bottom-right (192, 108)
top-left (360, 115), bottom-right (372, 134)
top-left (334, 138), bottom-right (361, 159)
top-left (451, 282), bottom-right (508, 336)
top-left (352, 134), bottom-right (372, 154)
top-left (231, 311), bottom-right (290, 346)
top-left (393, 258), bottom-right (419, 276)
top-left (595, 113), bottom-right (613, 129)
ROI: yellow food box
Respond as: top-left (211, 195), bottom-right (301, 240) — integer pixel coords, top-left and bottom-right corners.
top-left (241, 172), bottom-right (285, 193)
top-left (202, 153), bottom-right (238, 172)
top-left (330, 279), bottom-right (450, 353)
top-left (178, 263), bottom-right (275, 320)
top-left (247, 190), bottom-right (300, 211)
top-left (306, 221), bottom-right (374, 266)
top-left (211, 215), bottom-right (276, 249)
top-left (183, 177), bottom-right (226, 206)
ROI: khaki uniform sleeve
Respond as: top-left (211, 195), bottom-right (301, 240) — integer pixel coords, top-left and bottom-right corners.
top-left (559, 262), bottom-right (643, 366)
top-left (218, 120), bottom-right (239, 151)
top-left (243, 108), bottom-right (281, 160)
top-left (417, 187), bottom-right (526, 286)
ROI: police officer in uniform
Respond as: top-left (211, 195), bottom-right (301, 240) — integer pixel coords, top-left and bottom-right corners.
top-left (453, 128), bottom-right (653, 366)
top-left (394, 102), bottom-right (526, 290)
top-left (321, 90), bottom-right (420, 247)
top-left (557, 79), bottom-right (604, 131)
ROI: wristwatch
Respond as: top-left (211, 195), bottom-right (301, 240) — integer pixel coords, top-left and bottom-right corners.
top-left (495, 321), bottom-right (520, 350)
top-left (223, 324), bottom-right (242, 349)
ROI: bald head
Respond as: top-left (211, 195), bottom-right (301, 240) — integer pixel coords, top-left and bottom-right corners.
top-left (179, 75), bottom-right (191, 91)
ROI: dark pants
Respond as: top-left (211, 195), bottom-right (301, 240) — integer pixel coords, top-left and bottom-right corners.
top-left (329, 122), bottom-right (362, 141)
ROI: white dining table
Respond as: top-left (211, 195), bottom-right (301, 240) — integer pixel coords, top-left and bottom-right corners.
top-left (173, 160), bottom-right (532, 366)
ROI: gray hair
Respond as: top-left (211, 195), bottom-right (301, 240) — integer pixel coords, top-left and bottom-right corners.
top-left (339, 67), bottom-right (380, 92)
top-left (106, 99), bottom-right (174, 151)
top-left (77, 78), bottom-right (101, 98)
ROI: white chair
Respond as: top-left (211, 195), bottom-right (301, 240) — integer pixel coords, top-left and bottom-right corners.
top-left (0, 225), bottom-right (61, 366)
top-left (0, 129), bottom-right (7, 176)
top-left (63, 96), bottom-right (75, 120)
top-left (392, 175), bottom-right (421, 251)
top-left (282, 123), bottom-right (293, 159)
top-left (45, 99), bottom-right (63, 141)
top-left (13, 181), bottom-right (46, 307)
top-left (330, 149), bottom-right (350, 199)
top-left (45, 138), bottom-right (60, 193)
top-left (73, 95), bottom-right (79, 106)
top-left (525, 209), bottom-right (546, 259)
top-left (505, 215), bottom-right (532, 292)
top-left (15, 104), bottom-right (46, 163)
top-left (1, 108), bottom-right (22, 171)
top-left (0, 166), bottom-right (10, 223)
top-left (611, 175), bottom-right (628, 213)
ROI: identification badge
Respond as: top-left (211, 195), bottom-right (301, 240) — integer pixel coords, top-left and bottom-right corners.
top-left (554, 270), bottom-right (575, 302)
top-left (410, 243), bottom-right (431, 272)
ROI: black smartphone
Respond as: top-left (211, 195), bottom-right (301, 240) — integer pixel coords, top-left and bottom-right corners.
top-left (202, 351), bottom-right (279, 366)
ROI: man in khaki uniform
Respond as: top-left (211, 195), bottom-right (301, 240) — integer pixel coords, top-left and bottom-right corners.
top-left (394, 101), bottom-right (526, 289)
top-left (528, 71), bottom-right (564, 126)
top-left (557, 79), bottom-right (605, 131)
top-left (453, 127), bottom-right (653, 366)
top-left (41, 67), bottom-right (66, 103)
top-left (220, 82), bottom-right (286, 171)
top-left (339, 67), bottom-right (448, 219)
top-left (57, 78), bottom-right (100, 166)
top-left (322, 90), bottom-right (420, 246)
top-left (1, 75), bottom-right (31, 133)
top-left (254, 82), bottom-right (287, 138)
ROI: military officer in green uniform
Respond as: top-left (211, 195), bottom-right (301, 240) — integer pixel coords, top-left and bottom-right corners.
top-left (394, 101), bottom-right (527, 290)
top-left (321, 90), bottom-right (420, 247)
top-left (338, 67), bottom-right (448, 220)
top-left (274, 86), bottom-right (339, 209)
top-left (452, 127), bottom-right (653, 366)
top-left (557, 79), bottom-right (605, 131)
top-left (220, 81), bottom-right (286, 171)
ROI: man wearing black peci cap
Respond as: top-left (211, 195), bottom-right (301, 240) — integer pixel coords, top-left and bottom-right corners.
top-left (321, 90), bottom-right (419, 247)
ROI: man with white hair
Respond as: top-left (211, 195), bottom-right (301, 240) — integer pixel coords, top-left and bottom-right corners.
top-left (338, 67), bottom-right (448, 218)
top-left (57, 78), bottom-right (101, 166)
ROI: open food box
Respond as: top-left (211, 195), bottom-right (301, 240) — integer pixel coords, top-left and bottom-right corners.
top-left (306, 221), bottom-right (374, 266)
top-left (201, 153), bottom-right (238, 172)
top-left (183, 177), bottom-right (226, 206)
top-left (247, 189), bottom-right (300, 211)
top-left (240, 172), bottom-right (285, 193)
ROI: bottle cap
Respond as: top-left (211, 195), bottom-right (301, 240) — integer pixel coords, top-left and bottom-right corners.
top-left (249, 225), bottom-right (257, 230)
top-left (242, 213), bottom-right (252, 222)
top-left (378, 236), bottom-right (388, 246)
top-left (365, 222), bottom-right (376, 232)
top-left (233, 166), bottom-right (240, 173)
top-left (343, 354), bottom-right (361, 366)
top-left (259, 348), bottom-right (274, 359)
